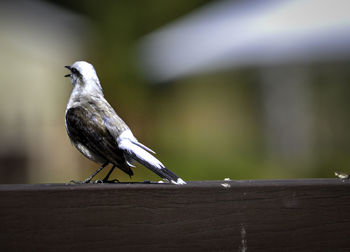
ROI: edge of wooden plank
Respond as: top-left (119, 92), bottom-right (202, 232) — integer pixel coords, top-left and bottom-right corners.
top-left (0, 178), bottom-right (348, 192)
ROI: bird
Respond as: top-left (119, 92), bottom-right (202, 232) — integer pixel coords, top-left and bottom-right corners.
top-left (64, 61), bottom-right (186, 185)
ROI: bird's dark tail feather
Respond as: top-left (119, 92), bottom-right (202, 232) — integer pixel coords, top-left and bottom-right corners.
top-left (119, 138), bottom-right (186, 185)
top-left (135, 156), bottom-right (186, 185)
top-left (147, 165), bottom-right (186, 185)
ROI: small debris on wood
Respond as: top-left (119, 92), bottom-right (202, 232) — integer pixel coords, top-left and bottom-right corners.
top-left (335, 172), bottom-right (350, 180)
top-left (221, 183), bottom-right (231, 188)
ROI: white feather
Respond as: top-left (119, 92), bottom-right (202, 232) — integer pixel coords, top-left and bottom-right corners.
top-left (131, 140), bottom-right (156, 154)
top-left (118, 130), bottom-right (135, 139)
top-left (118, 139), bottom-right (165, 169)
top-left (175, 178), bottom-right (186, 185)
top-left (118, 130), bottom-right (155, 153)
top-left (117, 130), bottom-right (164, 169)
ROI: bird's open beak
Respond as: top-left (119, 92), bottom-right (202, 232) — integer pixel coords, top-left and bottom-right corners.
top-left (64, 66), bottom-right (72, 77)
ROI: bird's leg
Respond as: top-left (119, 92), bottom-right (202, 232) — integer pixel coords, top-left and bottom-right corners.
top-left (105, 166), bottom-right (115, 181)
top-left (70, 162), bottom-right (109, 184)
top-left (94, 165), bottom-right (119, 183)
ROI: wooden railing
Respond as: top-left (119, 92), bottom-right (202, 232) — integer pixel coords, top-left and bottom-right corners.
top-left (1, 179), bottom-right (349, 251)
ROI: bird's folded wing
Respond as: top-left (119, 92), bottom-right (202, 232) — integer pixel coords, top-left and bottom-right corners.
top-left (65, 106), bottom-right (133, 176)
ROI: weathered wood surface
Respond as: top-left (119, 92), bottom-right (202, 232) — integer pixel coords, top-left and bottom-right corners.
top-left (0, 179), bottom-right (350, 251)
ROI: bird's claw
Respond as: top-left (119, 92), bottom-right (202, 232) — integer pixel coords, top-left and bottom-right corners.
top-left (69, 179), bottom-right (92, 184)
top-left (104, 179), bottom-right (119, 183)
top-left (69, 180), bottom-right (84, 184)
top-left (93, 179), bottom-right (119, 184)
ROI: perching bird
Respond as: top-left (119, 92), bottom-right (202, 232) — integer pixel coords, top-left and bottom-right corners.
top-left (64, 61), bottom-right (186, 185)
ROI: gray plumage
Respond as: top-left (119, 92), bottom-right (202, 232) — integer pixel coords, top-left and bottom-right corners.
top-left (65, 61), bottom-right (185, 185)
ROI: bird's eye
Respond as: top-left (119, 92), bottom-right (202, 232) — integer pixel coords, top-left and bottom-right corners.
top-left (71, 68), bottom-right (79, 74)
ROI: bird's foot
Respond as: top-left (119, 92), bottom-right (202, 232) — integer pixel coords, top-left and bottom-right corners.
top-left (93, 179), bottom-right (120, 184)
top-left (69, 178), bottom-right (92, 184)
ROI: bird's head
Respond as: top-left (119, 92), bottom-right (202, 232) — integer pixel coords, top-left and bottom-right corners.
top-left (65, 61), bottom-right (102, 93)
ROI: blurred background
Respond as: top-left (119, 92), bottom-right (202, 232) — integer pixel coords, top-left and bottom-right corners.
top-left (0, 0), bottom-right (350, 184)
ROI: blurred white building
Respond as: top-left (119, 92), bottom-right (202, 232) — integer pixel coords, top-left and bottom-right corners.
top-left (137, 0), bottom-right (350, 170)
top-left (138, 0), bottom-right (350, 81)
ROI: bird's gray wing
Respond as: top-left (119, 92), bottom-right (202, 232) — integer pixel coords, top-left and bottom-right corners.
top-left (65, 106), bottom-right (133, 176)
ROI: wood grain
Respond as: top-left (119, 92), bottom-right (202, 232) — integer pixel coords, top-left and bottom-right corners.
top-left (0, 179), bottom-right (349, 251)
